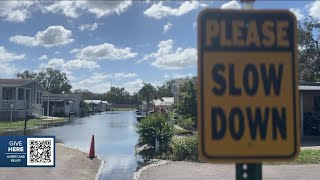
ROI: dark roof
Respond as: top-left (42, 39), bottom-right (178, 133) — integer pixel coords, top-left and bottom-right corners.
top-left (0, 79), bottom-right (45, 90)
top-left (0, 79), bottom-right (35, 86)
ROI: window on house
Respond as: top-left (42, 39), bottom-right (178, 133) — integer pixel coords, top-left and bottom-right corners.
top-left (2, 88), bottom-right (15, 100)
top-left (36, 91), bottom-right (42, 104)
top-left (18, 88), bottom-right (24, 100)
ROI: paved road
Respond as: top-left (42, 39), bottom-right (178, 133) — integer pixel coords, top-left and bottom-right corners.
top-left (0, 143), bottom-right (102, 180)
top-left (138, 161), bottom-right (320, 180)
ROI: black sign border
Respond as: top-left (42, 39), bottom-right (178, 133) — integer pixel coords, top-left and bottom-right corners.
top-left (198, 9), bottom-right (299, 161)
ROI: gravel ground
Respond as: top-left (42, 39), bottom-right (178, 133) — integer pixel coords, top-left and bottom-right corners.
top-left (0, 143), bottom-right (102, 180)
top-left (138, 161), bottom-right (320, 180)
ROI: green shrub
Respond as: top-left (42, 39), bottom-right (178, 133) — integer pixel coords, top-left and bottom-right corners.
top-left (169, 135), bottom-right (199, 161)
top-left (176, 117), bottom-right (194, 130)
top-left (137, 113), bottom-right (174, 153)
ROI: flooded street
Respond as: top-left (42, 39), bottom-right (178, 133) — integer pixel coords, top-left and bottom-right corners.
top-left (22, 111), bottom-right (140, 180)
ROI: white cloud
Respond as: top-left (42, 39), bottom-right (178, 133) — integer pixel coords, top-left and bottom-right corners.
top-left (0, 1), bottom-right (37, 22)
top-left (221, 0), bottom-right (241, 9)
top-left (41, 1), bottom-right (81, 18)
top-left (143, 39), bottom-right (197, 70)
top-left (0, 46), bottom-right (25, 77)
top-left (290, 8), bottom-right (304, 21)
top-left (39, 58), bottom-right (100, 81)
top-left (42, 1), bottom-right (132, 18)
top-left (72, 73), bottom-right (111, 93)
top-left (72, 72), bottom-right (139, 93)
top-left (72, 43), bottom-right (137, 61)
top-left (9, 35), bottom-right (37, 46)
top-left (144, 1), bottom-right (205, 19)
top-left (119, 79), bottom-right (144, 94)
top-left (163, 22), bottom-right (173, 33)
top-left (5, 9), bottom-right (31, 22)
top-left (0, 63), bottom-right (18, 77)
top-left (0, 46), bottom-right (25, 63)
top-left (308, 1), bottom-right (320, 20)
top-left (79, 22), bottom-right (101, 31)
top-left (40, 58), bottom-right (100, 71)
top-left (78, 73), bottom-right (110, 85)
top-left (38, 55), bottom-right (48, 60)
top-left (40, 58), bottom-right (65, 70)
top-left (64, 59), bottom-right (100, 70)
top-left (113, 73), bottom-right (138, 80)
top-left (10, 26), bottom-right (74, 47)
top-left (164, 72), bottom-right (194, 79)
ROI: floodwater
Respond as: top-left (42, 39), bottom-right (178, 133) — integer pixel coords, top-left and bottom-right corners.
top-left (16, 111), bottom-right (141, 180)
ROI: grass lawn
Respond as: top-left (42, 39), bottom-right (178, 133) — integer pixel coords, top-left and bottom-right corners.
top-left (112, 107), bottom-right (136, 111)
top-left (0, 117), bottom-right (65, 133)
top-left (265, 150), bottom-right (320, 165)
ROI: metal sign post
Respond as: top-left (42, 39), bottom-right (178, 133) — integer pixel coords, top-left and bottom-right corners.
top-left (236, 163), bottom-right (262, 180)
top-left (52, 105), bottom-right (55, 121)
top-left (236, 1), bottom-right (261, 180)
top-left (10, 104), bottom-right (13, 125)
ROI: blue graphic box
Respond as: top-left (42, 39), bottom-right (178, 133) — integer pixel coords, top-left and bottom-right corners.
top-left (0, 136), bottom-right (55, 167)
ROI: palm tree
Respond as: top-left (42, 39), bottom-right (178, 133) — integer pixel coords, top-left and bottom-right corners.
top-left (138, 83), bottom-right (157, 112)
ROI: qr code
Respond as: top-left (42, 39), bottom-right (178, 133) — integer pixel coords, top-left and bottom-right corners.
top-left (27, 138), bottom-right (54, 166)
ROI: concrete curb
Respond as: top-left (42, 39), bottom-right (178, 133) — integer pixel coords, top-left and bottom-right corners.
top-left (133, 159), bottom-right (170, 180)
top-left (95, 157), bottom-right (105, 180)
top-left (57, 143), bottom-right (105, 180)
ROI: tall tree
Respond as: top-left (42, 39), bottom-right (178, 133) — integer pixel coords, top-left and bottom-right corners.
top-left (175, 80), bottom-right (197, 119)
top-left (139, 83), bottom-right (157, 111)
top-left (106, 87), bottom-right (131, 104)
top-left (17, 70), bottom-right (37, 79)
top-left (73, 89), bottom-right (96, 100)
top-left (298, 17), bottom-right (320, 82)
top-left (17, 68), bottom-right (72, 94)
top-left (157, 79), bottom-right (174, 98)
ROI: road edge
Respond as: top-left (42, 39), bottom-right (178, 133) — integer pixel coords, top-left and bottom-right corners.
top-left (57, 143), bottom-right (105, 180)
top-left (133, 159), bottom-right (170, 180)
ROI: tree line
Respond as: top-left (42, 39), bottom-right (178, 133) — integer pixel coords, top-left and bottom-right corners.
top-left (16, 68), bottom-right (176, 105)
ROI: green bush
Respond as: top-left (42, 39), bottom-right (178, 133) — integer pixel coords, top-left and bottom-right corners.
top-left (168, 135), bottom-right (199, 161)
top-left (176, 117), bottom-right (194, 130)
top-left (137, 113), bottom-right (174, 153)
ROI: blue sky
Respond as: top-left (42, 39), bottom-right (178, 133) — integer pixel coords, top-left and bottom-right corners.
top-left (0, 0), bottom-right (318, 94)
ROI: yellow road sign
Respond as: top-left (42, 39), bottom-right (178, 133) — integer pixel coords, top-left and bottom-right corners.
top-left (197, 9), bottom-right (300, 162)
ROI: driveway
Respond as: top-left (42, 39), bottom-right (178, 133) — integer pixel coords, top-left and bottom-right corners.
top-left (138, 161), bottom-right (320, 180)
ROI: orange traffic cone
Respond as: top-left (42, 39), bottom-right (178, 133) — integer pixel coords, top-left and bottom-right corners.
top-left (87, 134), bottom-right (96, 159)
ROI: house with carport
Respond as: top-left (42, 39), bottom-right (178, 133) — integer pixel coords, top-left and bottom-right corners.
top-left (43, 92), bottom-right (82, 117)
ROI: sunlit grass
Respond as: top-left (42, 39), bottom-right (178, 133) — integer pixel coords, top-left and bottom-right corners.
top-left (0, 118), bottom-right (65, 133)
top-left (174, 125), bottom-right (193, 135)
top-left (265, 150), bottom-right (320, 165)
